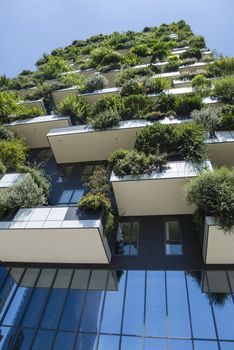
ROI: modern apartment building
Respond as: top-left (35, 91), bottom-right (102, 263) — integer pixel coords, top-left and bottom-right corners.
top-left (0, 20), bottom-right (234, 349)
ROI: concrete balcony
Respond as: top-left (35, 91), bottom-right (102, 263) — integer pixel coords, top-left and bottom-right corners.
top-left (179, 62), bottom-right (209, 74)
top-left (111, 161), bottom-right (212, 217)
top-left (47, 120), bottom-right (151, 163)
top-left (206, 131), bottom-right (234, 167)
top-left (79, 87), bottom-right (120, 104)
top-left (203, 216), bottom-right (234, 264)
top-left (18, 99), bottom-right (46, 114)
top-left (0, 206), bottom-right (111, 264)
top-left (5, 115), bottom-right (71, 149)
top-left (0, 173), bottom-right (28, 190)
top-left (52, 86), bottom-right (80, 107)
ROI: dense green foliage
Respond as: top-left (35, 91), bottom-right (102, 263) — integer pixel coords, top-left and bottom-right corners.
top-left (82, 75), bottom-right (108, 93)
top-left (135, 122), bottom-right (206, 163)
top-left (213, 77), bottom-right (234, 104)
top-left (0, 175), bottom-right (48, 218)
top-left (88, 109), bottom-right (120, 130)
top-left (174, 94), bottom-right (203, 115)
top-left (185, 167), bottom-right (234, 231)
top-left (56, 94), bottom-right (89, 124)
top-left (191, 107), bottom-right (221, 136)
top-left (0, 139), bottom-right (27, 170)
top-left (109, 149), bottom-right (167, 177)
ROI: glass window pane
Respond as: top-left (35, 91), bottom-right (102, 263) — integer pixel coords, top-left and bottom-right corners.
top-left (98, 335), bottom-right (119, 350)
top-left (89, 270), bottom-right (108, 290)
top-left (130, 222), bottom-right (139, 255)
top-left (207, 271), bottom-right (234, 340)
top-left (59, 290), bottom-right (86, 331)
top-left (71, 270), bottom-right (90, 289)
top-left (0, 267), bottom-right (9, 287)
top-left (53, 331), bottom-right (76, 350)
top-left (75, 333), bottom-right (98, 350)
top-left (59, 190), bottom-right (73, 204)
top-left (70, 189), bottom-right (85, 204)
top-left (120, 336), bottom-right (143, 350)
top-left (186, 271), bottom-right (216, 339)
top-left (40, 289), bottom-right (67, 329)
top-left (79, 291), bottom-right (105, 333)
top-left (145, 271), bottom-right (167, 336)
top-left (144, 338), bottom-right (167, 350)
top-left (166, 243), bottom-right (182, 255)
top-left (220, 342), bottom-right (234, 350)
top-left (100, 271), bottom-right (126, 334)
top-left (31, 330), bottom-right (54, 350)
top-left (194, 341), bottom-right (219, 350)
top-left (11, 328), bottom-right (35, 350)
top-left (122, 271), bottom-right (145, 336)
top-left (166, 221), bottom-right (180, 241)
top-left (167, 271), bottom-right (191, 338)
top-left (169, 339), bottom-right (193, 349)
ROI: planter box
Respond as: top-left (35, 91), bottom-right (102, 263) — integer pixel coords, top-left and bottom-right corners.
top-left (206, 131), bottom-right (234, 167)
top-left (5, 115), bottom-right (71, 149)
top-left (203, 216), bottom-right (234, 264)
top-left (47, 119), bottom-right (151, 163)
top-left (179, 62), bottom-right (209, 74)
top-left (79, 87), bottom-right (120, 104)
top-left (18, 99), bottom-right (46, 114)
top-left (111, 161), bottom-right (212, 216)
top-left (52, 86), bottom-right (80, 107)
top-left (0, 207), bottom-right (111, 264)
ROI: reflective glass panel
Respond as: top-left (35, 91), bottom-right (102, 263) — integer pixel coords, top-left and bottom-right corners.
top-left (220, 342), bottom-right (234, 350)
top-left (0, 326), bottom-right (16, 350)
top-left (75, 333), bottom-right (98, 350)
top-left (53, 331), bottom-right (76, 350)
top-left (122, 271), bottom-right (145, 335)
top-left (194, 340), bottom-right (219, 350)
top-left (166, 271), bottom-right (191, 337)
top-left (58, 190), bottom-right (73, 204)
top-left (144, 338), bottom-right (167, 350)
top-left (145, 271), bottom-right (167, 336)
top-left (79, 291), bottom-right (105, 333)
top-left (98, 335), bottom-right (119, 350)
top-left (169, 339), bottom-right (193, 349)
top-left (120, 336), bottom-right (143, 350)
top-left (100, 271), bottom-right (126, 334)
top-left (186, 271), bottom-right (216, 339)
top-left (11, 328), bottom-right (35, 350)
top-left (165, 220), bottom-right (182, 255)
top-left (59, 290), bottom-right (86, 331)
top-left (31, 330), bottom-right (54, 350)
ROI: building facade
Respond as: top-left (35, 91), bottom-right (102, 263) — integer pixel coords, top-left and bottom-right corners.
top-left (0, 21), bottom-right (234, 349)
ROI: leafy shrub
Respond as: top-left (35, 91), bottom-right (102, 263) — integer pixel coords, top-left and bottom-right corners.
top-left (181, 58), bottom-right (198, 66)
top-left (135, 123), bottom-right (176, 155)
top-left (153, 94), bottom-right (176, 113)
top-left (13, 106), bottom-right (44, 119)
top-left (123, 53), bottom-right (142, 67)
top-left (109, 149), bottom-right (167, 177)
top-left (189, 35), bottom-right (206, 49)
top-left (175, 122), bottom-right (206, 163)
top-left (121, 95), bottom-right (153, 119)
top-left (0, 161), bottom-right (6, 173)
top-left (121, 79), bottom-right (144, 96)
top-left (191, 107), bottom-right (221, 136)
top-left (191, 74), bottom-right (212, 96)
top-left (131, 45), bottom-right (150, 57)
top-left (145, 77), bottom-right (171, 94)
top-left (35, 56), bottom-right (70, 80)
top-left (135, 122), bottom-right (206, 163)
top-left (208, 57), bottom-right (234, 77)
top-left (0, 91), bottom-right (19, 119)
top-left (86, 166), bottom-right (111, 196)
top-left (163, 60), bottom-right (181, 72)
top-left (0, 127), bottom-right (14, 140)
top-left (182, 47), bottom-right (202, 61)
top-left (0, 175), bottom-right (48, 219)
top-left (174, 94), bottom-right (203, 115)
top-left (92, 95), bottom-right (124, 115)
top-left (213, 77), bottom-right (234, 104)
top-left (220, 114), bottom-right (234, 130)
top-left (88, 109), bottom-right (120, 130)
top-left (78, 193), bottom-right (110, 211)
top-left (185, 167), bottom-right (234, 231)
top-left (59, 73), bottom-right (85, 90)
top-left (83, 75), bottom-right (108, 93)
top-left (16, 165), bottom-right (50, 198)
top-left (57, 94), bottom-right (89, 124)
top-left (0, 139), bottom-right (27, 170)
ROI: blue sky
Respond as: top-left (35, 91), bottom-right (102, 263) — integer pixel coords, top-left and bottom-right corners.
top-left (0, 0), bottom-right (233, 77)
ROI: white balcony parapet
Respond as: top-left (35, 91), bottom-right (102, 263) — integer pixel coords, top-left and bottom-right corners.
top-left (111, 161), bottom-right (212, 217)
top-left (0, 206), bottom-right (111, 263)
top-left (152, 71), bottom-right (180, 79)
top-left (18, 99), bottom-right (46, 114)
top-left (203, 216), bottom-right (234, 264)
top-left (47, 119), bottom-right (151, 163)
top-left (5, 115), bottom-right (71, 149)
top-left (206, 131), bottom-right (234, 167)
top-left (0, 173), bottom-right (28, 189)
